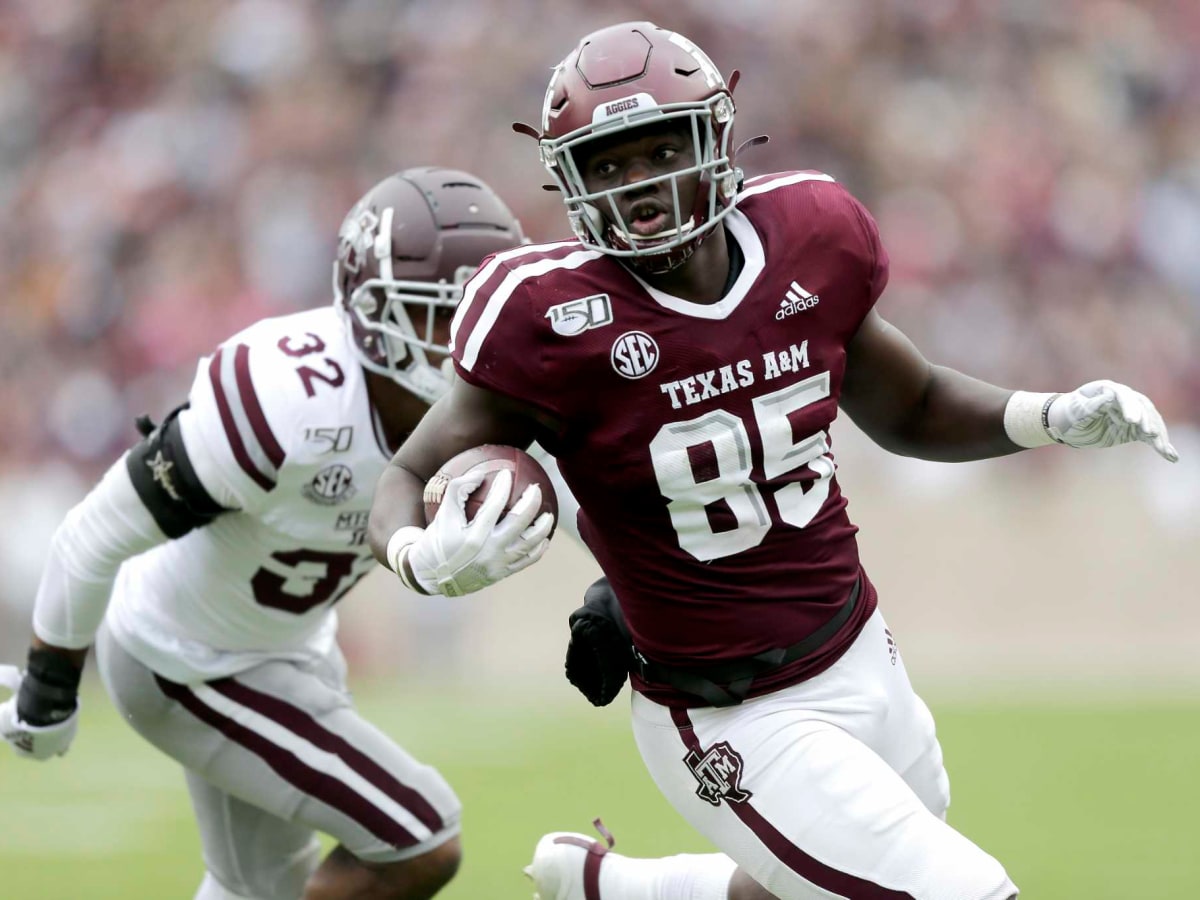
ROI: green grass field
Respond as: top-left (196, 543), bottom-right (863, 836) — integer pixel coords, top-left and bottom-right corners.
top-left (2, 683), bottom-right (1198, 899)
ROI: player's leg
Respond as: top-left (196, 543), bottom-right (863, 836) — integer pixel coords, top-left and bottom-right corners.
top-left (529, 833), bottom-right (790, 900)
top-left (185, 759), bottom-right (457, 900)
top-left (96, 626), bottom-right (462, 899)
top-left (727, 871), bottom-right (778, 900)
top-left (720, 611), bottom-right (958, 899)
top-left (629, 623), bottom-right (1017, 900)
top-left (719, 606), bottom-right (957, 889)
top-left (727, 607), bottom-right (951, 824)
top-left (185, 770), bottom-right (323, 898)
top-left (302, 839), bottom-right (460, 900)
top-left (187, 755), bottom-right (459, 900)
top-left (840, 610), bottom-right (951, 819)
top-left (527, 610), bottom-right (1011, 900)
top-left (526, 823), bottom-right (737, 900)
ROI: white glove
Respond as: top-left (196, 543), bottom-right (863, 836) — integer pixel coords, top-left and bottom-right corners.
top-left (389, 468), bottom-right (555, 597)
top-left (0, 664), bottom-right (80, 761)
top-left (1047, 380), bottom-right (1178, 462)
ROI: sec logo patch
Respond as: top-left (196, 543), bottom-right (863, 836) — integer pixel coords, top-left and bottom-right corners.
top-left (611, 331), bottom-right (659, 379)
top-left (302, 464), bottom-right (357, 506)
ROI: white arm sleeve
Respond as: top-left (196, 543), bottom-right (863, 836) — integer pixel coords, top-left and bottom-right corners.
top-left (31, 454), bottom-right (168, 649)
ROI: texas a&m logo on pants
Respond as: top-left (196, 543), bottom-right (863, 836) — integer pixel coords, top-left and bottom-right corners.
top-left (684, 741), bottom-right (753, 806)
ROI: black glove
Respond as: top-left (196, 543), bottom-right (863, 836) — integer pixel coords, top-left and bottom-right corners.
top-left (565, 577), bottom-right (633, 707)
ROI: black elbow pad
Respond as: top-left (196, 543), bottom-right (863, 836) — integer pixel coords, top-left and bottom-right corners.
top-left (126, 405), bottom-right (229, 538)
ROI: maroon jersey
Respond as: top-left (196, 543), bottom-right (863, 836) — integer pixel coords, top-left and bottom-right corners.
top-left (450, 172), bottom-right (889, 703)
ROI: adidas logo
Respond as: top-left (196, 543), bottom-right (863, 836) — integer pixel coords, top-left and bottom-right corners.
top-left (775, 281), bottom-right (819, 320)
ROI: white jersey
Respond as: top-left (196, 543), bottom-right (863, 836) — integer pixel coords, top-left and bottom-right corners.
top-left (106, 306), bottom-right (392, 683)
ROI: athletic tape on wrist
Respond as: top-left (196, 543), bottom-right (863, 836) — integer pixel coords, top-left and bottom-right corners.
top-left (385, 526), bottom-right (429, 594)
top-left (1003, 391), bottom-right (1061, 449)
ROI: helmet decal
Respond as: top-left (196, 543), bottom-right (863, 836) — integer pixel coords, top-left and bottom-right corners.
top-left (591, 93), bottom-right (657, 126)
top-left (666, 32), bottom-right (724, 90)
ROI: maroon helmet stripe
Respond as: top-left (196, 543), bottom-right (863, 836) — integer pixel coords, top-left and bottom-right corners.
top-left (208, 349), bottom-right (275, 492)
top-left (209, 677), bottom-right (445, 832)
top-left (233, 344), bottom-right (285, 468)
top-left (669, 707), bottom-right (916, 900)
top-left (155, 675), bottom-right (424, 847)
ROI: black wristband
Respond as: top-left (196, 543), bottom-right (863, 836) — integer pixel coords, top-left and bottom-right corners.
top-left (18, 648), bottom-right (82, 726)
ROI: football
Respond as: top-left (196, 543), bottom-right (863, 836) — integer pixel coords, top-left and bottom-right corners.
top-left (423, 444), bottom-right (558, 535)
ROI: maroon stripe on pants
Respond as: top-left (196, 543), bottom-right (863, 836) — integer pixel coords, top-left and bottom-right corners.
top-left (156, 675), bottom-right (422, 848)
top-left (232, 344), bottom-right (285, 469)
top-left (208, 348), bottom-right (275, 492)
top-left (669, 707), bottom-right (915, 900)
top-left (209, 677), bottom-right (444, 832)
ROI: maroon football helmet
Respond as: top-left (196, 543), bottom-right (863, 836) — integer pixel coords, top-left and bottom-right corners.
top-left (530, 22), bottom-right (742, 273)
top-left (333, 167), bottom-right (523, 401)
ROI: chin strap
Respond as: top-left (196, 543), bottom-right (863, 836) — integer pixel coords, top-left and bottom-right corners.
top-left (628, 243), bottom-right (696, 275)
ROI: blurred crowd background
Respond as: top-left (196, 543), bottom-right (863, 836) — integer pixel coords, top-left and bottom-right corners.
top-left (0, 0), bottom-right (1197, 683)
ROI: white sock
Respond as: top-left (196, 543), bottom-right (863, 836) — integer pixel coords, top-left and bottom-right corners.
top-left (598, 852), bottom-right (737, 900)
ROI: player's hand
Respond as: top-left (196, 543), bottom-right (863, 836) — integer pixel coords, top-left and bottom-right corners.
top-left (404, 469), bottom-right (554, 597)
top-left (0, 664), bottom-right (80, 761)
top-left (1047, 380), bottom-right (1178, 462)
top-left (565, 578), bottom-right (633, 707)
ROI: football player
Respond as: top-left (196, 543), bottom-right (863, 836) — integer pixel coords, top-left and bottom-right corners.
top-left (0, 167), bottom-right (526, 900)
top-left (364, 22), bottom-right (1179, 900)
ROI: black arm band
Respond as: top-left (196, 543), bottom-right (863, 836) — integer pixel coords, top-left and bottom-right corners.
top-left (18, 648), bottom-right (83, 726)
top-left (126, 404), bottom-right (229, 539)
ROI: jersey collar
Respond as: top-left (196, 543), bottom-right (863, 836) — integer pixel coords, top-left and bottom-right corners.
top-left (626, 208), bottom-right (764, 320)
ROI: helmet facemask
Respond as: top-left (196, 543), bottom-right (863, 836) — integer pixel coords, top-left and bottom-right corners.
top-left (540, 91), bottom-right (739, 274)
top-left (337, 278), bottom-right (465, 404)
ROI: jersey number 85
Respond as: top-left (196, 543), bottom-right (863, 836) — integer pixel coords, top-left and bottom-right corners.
top-left (648, 371), bottom-right (834, 562)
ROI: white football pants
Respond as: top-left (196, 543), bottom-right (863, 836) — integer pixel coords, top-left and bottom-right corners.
top-left (631, 609), bottom-right (1017, 900)
top-left (96, 626), bottom-right (461, 900)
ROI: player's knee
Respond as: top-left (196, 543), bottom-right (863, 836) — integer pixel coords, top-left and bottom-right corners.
top-left (926, 765), bottom-right (951, 820)
top-left (305, 837), bottom-right (462, 900)
top-left (382, 835), bottom-right (462, 899)
top-left (203, 839), bottom-right (321, 900)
